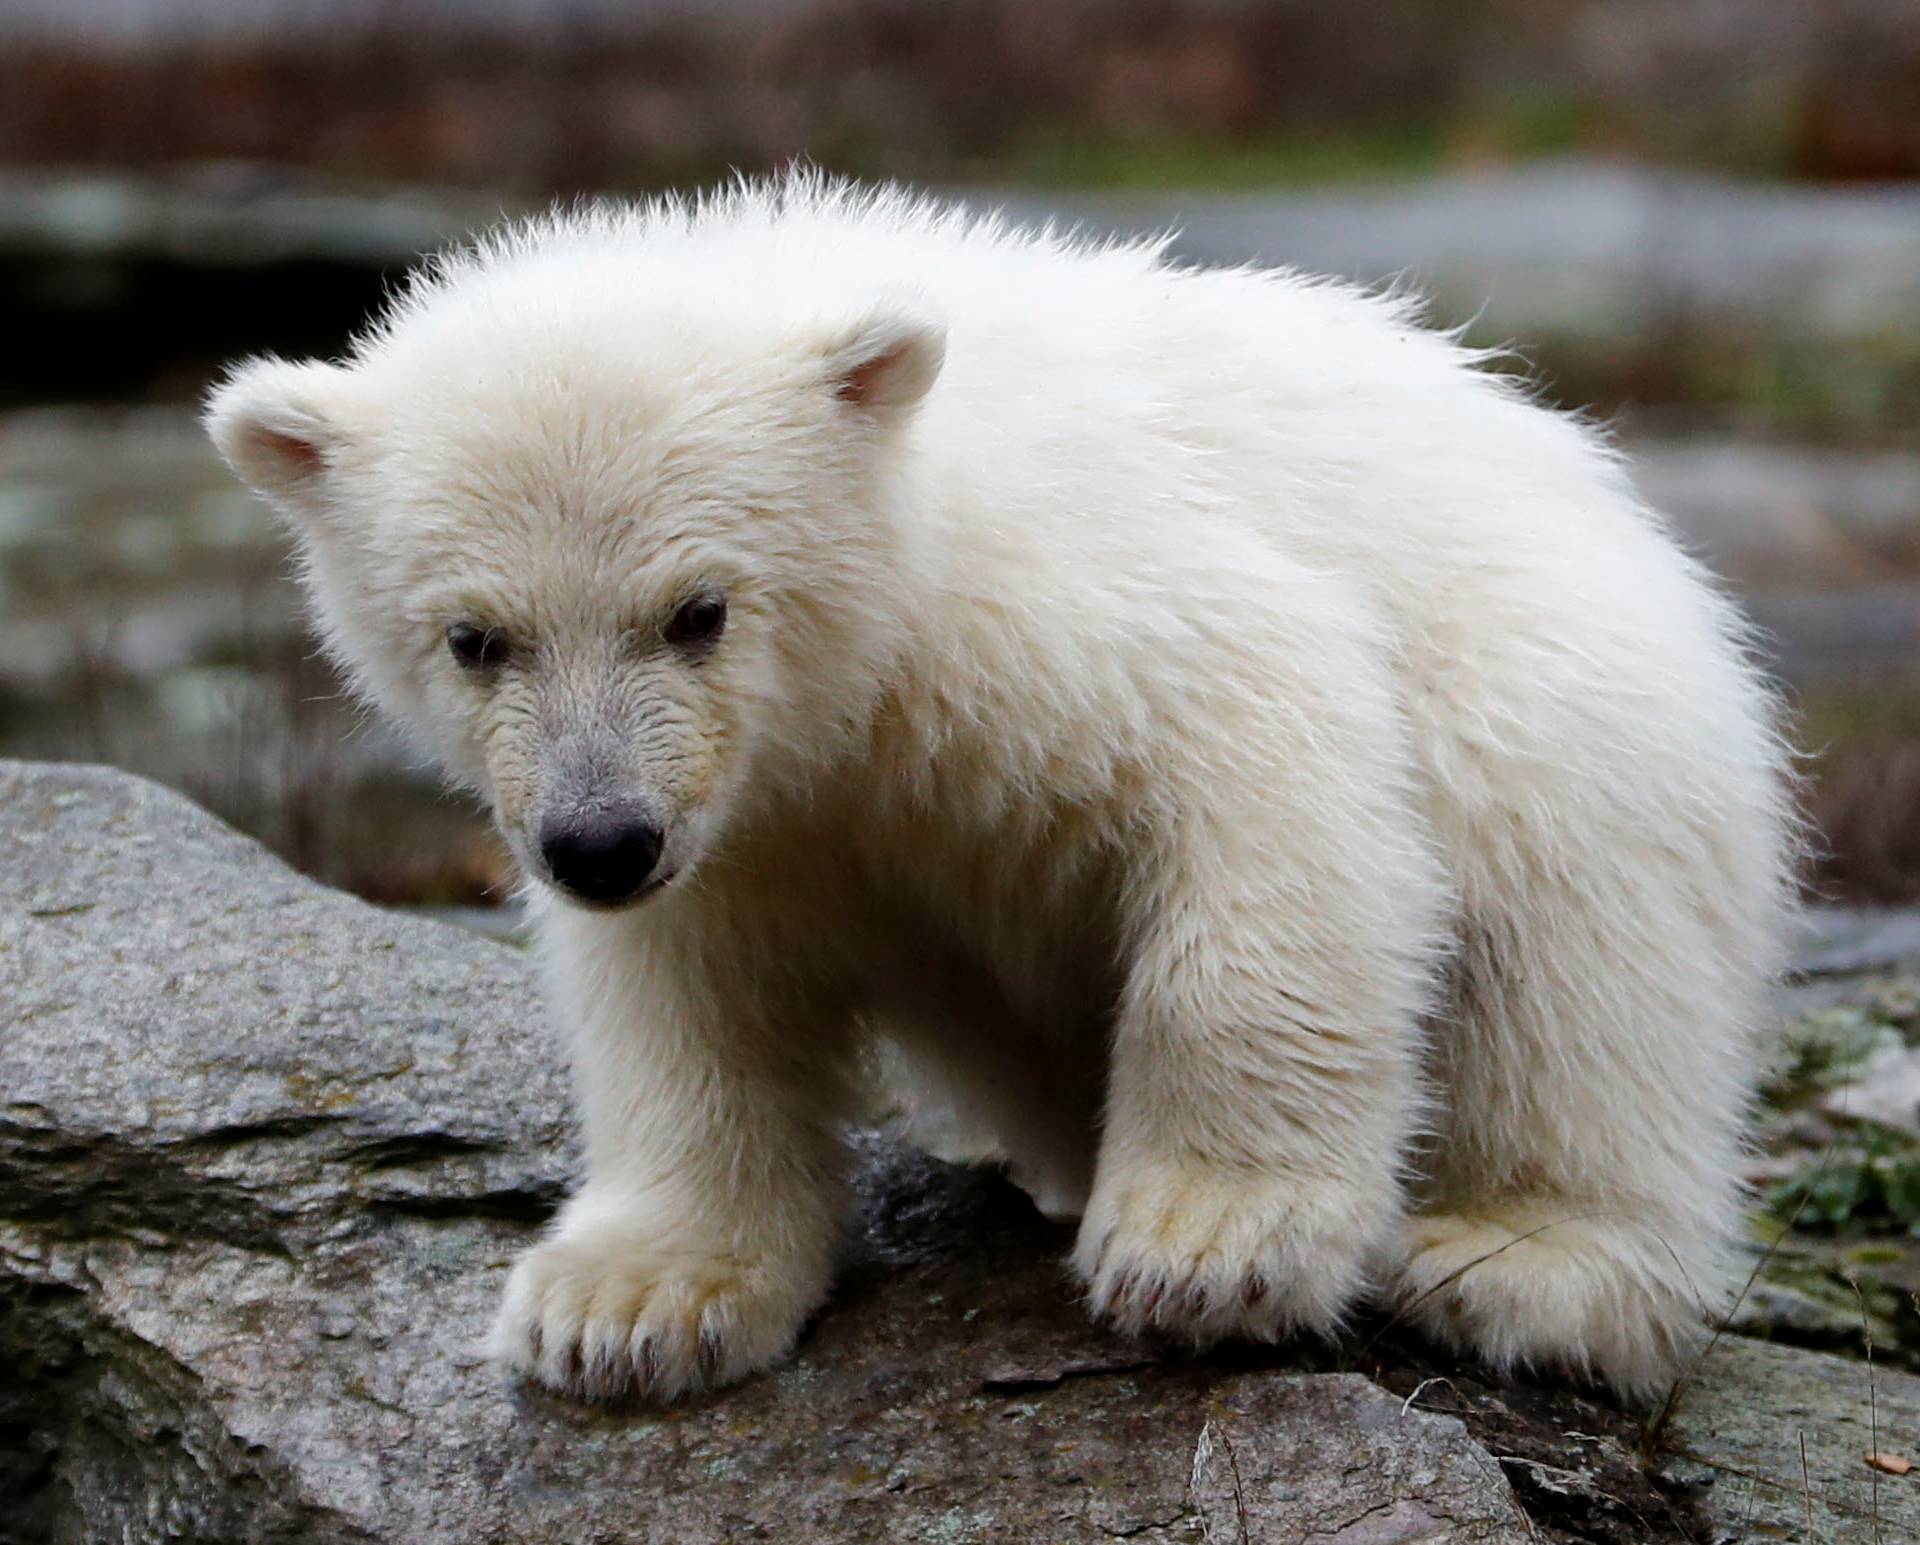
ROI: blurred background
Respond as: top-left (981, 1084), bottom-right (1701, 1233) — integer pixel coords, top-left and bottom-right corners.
top-left (4, 0), bottom-right (1919, 915)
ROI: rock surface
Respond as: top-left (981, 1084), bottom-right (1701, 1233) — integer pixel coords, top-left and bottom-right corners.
top-left (4, 760), bottom-right (1920, 1543)
top-left (1662, 1335), bottom-right (1920, 1542)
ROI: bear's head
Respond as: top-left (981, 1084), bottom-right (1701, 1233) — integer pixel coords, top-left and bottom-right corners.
top-left (206, 249), bottom-right (944, 910)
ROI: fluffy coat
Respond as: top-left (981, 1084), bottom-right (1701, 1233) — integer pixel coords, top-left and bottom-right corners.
top-left (205, 175), bottom-right (1796, 1405)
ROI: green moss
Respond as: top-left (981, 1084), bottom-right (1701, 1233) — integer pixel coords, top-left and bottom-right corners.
top-left (1496, 323), bottom-right (1920, 444)
top-left (1797, 686), bottom-right (1920, 757)
top-left (972, 89), bottom-right (1621, 193)
top-left (1768, 1131), bottom-right (1920, 1233)
top-left (1760, 1007), bottom-right (1905, 1112)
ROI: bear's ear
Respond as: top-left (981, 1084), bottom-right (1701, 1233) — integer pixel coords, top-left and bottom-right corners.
top-left (203, 357), bottom-right (355, 508)
top-left (820, 311), bottom-right (946, 412)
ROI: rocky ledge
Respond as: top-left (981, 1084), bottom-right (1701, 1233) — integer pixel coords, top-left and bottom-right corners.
top-left (3, 761), bottom-right (1917, 1543)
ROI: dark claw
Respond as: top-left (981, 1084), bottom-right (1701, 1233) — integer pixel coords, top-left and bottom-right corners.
top-left (1243, 1275), bottom-right (1269, 1307)
top-left (637, 1336), bottom-right (658, 1391)
top-left (526, 1322), bottom-right (544, 1360)
top-left (698, 1328), bottom-right (723, 1385)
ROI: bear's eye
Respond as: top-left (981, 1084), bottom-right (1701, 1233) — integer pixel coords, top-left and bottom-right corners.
top-left (664, 594), bottom-right (727, 648)
top-left (446, 622), bottom-right (512, 671)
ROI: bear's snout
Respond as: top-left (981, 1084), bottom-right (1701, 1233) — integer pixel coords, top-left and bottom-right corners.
top-left (538, 810), bottom-right (665, 906)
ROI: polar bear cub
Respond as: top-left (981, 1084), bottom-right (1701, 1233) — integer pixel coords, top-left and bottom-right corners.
top-left (206, 175), bottom-right (1794, 1405)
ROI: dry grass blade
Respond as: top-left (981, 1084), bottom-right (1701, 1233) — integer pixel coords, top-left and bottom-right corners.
top-left (1187, 1420), bottom-right (1250, 1545)
top-left (1356, 1210), bottom-right (1612, 1364)
top-left (1219, 1424), bottom-right (1249, 1544)
top-left (1846, 1272), bottom-right (1882, 1544)
top-left (1400, 1375), bottom-right (1460, 1415)
top-left (1188, 1421), bottom-right (1215, 1544)
top-left (1801, 1428), bottom-right (1814, 1534)
top-left (1642, 1135), bottom-right (1838, 1455)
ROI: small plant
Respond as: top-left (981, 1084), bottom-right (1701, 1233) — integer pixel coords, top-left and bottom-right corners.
top-left (1759, 1006), bottom-right (1906, 1111)
top-left (1767, 1130), bottom-right (1920, 1233)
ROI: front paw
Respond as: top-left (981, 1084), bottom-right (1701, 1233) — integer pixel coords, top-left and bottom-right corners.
top-left (489, 1220), bottom-right (826, 1403)
top-left (1072, 1161), bottom-right (1390, 1346)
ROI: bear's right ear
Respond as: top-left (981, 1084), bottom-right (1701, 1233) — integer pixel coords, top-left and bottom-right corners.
top-left (820, 310), bottom-right (946, 413)
top-left (203, 357), bottom-right (353, 510)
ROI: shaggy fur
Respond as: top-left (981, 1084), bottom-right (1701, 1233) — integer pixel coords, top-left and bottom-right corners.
top-left (205, 174), bottom-right (1796, 1405)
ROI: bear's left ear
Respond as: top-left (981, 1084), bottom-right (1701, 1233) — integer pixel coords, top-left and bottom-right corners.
top-left (203, 356), bottom-right (357, 513)
top-left (820, 310), bottom-right (946, 413)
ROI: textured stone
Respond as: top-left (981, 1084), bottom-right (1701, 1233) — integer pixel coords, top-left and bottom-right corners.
top-left (1795, 907), bottom-right (1920, 980)
top-left (0, 762), bottom-right (1531, 1542)
top-left (1658, 1336), bottom-right (1920, 1542)
top-left (9, 760), bottom-right (1908, 1543)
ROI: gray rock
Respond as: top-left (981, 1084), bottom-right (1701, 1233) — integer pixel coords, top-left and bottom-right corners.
top-left (3, 759), bottom-right (1908, 1543)
top-left (1727, 1278), bottom-right (1873, 1348)
top-left (1819, 1040), bottom-right (1920, 1135)
top-left (8, 162), bottom-right (1919, 352)
top-left (1794, 906), bottom-right (1920, 981)
top-left (0, 762), bottom-right (1535, 1542)
top-left (992, 162), bottom-right (1920, 351)
top-left (1658, 1336), bottom-right (1920, 1542)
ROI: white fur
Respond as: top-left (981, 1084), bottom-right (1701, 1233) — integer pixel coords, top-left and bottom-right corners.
top-left (205, 173), bottom-right (1796, 1405)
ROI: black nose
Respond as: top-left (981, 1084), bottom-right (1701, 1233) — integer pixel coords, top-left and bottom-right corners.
top-left (538, 815), bottom-right (664, 904)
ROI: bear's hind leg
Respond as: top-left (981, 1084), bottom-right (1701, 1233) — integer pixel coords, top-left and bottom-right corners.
top-left (1396, 1205), bottom-right (1707, 1403)
top-left (1402, 856), bottom-right (1779, 1401)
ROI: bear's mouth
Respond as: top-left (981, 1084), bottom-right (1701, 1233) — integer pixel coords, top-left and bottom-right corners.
top-left (552, 871), bottom-right (673, 912)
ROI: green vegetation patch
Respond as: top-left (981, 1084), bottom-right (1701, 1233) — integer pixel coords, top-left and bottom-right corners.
top-left (1768, 1132), bottom-right (1920, 1234)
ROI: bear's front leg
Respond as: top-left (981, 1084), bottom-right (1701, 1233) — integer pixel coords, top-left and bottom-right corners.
top-left (491, 903), bottom-right (850, 1403)
top-left (1074, 713), bottom-right (1444, 1347)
